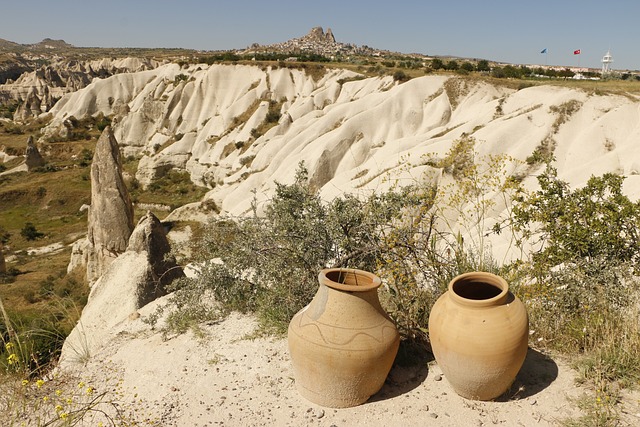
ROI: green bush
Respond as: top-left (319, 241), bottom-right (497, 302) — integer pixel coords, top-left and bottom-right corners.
top-left (392, 70), bottom-right (410, 83)
top-left (476, 60), bottom-right (490, 72)
top-left (444, 60), bottom-right (459, 71)
top-left (511, 165), bottom-right (640, 271)
top-left (429, 58), bottom-right (444, 70)
top-left (506, 163), bottom-right (640, 392)
top-left (20, 223), bottom-right (44, 241)
top-left (156, 162), bottom-right (448, 338)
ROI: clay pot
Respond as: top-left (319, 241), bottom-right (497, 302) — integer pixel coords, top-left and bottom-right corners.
top-left (428, 271), bottom-right (528, 400)
top-left (288, 268), bottom-right (400, 408)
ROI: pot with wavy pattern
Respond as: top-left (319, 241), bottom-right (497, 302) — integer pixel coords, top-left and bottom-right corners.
top-left (287, 268), bottom-right (400, 408)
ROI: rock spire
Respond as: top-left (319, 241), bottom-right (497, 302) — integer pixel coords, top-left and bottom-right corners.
top-left (24, 135), bottom-right (45, 170)
top-left (85, 126), bottom-right (134, 283)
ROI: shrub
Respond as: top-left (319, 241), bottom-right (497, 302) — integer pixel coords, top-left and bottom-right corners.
top-left (476, 60), bottom-right (490, 72)
top-left (156, 162), bottom-right (447, 338)
top-left (265, 110), bottom-right (281, 124)
top-left (511, 165), bottom-right (640, 270)
top-left (155, 141), bottom-right (526, 343)
top-left (78, 148), bottom-right (93, 167)
top-left (506, 163), bottom-right (640, 394)
top-left (460, 62), bottom-right (475, 72)
top-left (95, 115), bottom-right (111, 132)
top-left (20, 223), bottom-right (44, 241)
top-left (430, 58), bottom-right (444, 70)
top-left (444, 60), bottom-right (459, 71)
top-left (392, 70), bottom-right (410, 83)
top-left (173, 73), bottom-right (189, 85)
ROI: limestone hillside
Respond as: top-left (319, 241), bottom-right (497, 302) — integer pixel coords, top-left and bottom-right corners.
top-left (35, 64), bottom-right (640, 247)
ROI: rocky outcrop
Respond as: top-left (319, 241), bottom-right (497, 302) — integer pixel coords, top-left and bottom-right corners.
top-left (306, 27), bottom-right (334, 43)
top-left (42, 64), bottom-right (640, 264)
top-left (24, 136), bottom-right (45, 170)
top-left (0, 57), bottom-right (160, 116)
top-left (127, 211), bottom-right (184, 306)
top-left (243, 26), bottom-right (380, 57)
top-left (60, 211), bottom-right (184, 366)
top-left (84, 126), bottom-right (134, 283)
top-left (13, 88), bottom-right (41, 122)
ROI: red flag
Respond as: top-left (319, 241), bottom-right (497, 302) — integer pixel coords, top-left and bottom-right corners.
top-left (573, 49), bottom-right (581, 55)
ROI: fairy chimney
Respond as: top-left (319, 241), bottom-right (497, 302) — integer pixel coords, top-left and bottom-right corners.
top-left (86, 126), bottom-right (134, 283)
top-left (25, 136), bottom-right (45, 170)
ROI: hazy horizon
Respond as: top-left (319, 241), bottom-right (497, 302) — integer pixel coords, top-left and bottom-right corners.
top-left (2, 0), bottom-right (639, 71)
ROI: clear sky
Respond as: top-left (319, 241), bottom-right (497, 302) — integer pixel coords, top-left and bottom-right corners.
top-left (2, 0), bottom-right (639, 71)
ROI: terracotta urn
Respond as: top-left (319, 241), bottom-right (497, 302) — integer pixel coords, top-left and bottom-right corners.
top-left (287, 268), bottom-right (400, 408)
top-left (428, 271), bottom-right (528, 400)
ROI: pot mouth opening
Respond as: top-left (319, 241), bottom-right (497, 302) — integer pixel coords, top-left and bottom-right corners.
top-left (321, 268), bottom-right (380, 291)
top-left (449, 272), bottom-right (508, 305)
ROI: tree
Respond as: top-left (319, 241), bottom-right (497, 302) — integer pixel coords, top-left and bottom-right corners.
top-left (491, 67), bottom-right (506, 78)
top-left (445, 60), bottom-right (459, 71)
top-left (460, 62), bottom-right (475, 72)
top-left (558, 68), bottom-right (575, 79)
top-left (502, 65), bottom-right (522, 78)
top-left (430, 58), bottom-right (444, 70)
top-left (476, 60), bottom-right (490, 72)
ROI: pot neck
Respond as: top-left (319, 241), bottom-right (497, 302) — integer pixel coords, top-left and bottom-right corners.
top-left (319, 268), bottom-right (381, 293)
top-left (448, 272), bottom-right (510, 308)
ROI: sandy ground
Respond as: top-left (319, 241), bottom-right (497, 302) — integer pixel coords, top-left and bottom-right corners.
top-left (58, 298), bottom-right (640, 427)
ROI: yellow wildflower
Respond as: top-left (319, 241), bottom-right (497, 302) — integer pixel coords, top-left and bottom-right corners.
top-left (59, 412), bottom-right (69, 420)
top-left (43, 396), bottom-right (49, 402)
top-left (55, 389), bottom-right (62, 396)
top-left (7, 353), bottom-right (18, 365)
top-left (36, 379), bottom-right (45, 388)
top-left (55, 404), bottom-right (63, 412)
top-left (78, 381), bottom-right (85, 388)
top-left (86, 386), bottom-right (95, 395)
top-left (4, 342), bottom-right (13, 351)
top-left (21, 379), bottom-right (29, 386)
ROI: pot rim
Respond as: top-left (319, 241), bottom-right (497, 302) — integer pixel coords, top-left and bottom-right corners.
top-left (319, 268), bottom-right (381, 292)
top-left (448, 271), bottom-right (509, 307)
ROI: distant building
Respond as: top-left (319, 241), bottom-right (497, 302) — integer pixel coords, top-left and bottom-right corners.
top-left (602, 50), bottom-right (614, 74)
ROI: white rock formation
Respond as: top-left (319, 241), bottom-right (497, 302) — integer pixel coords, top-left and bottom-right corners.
top-left (0, 57), bottom-right (160, 121)
top-left (60, 211), bottom-right (183, 366)
top-left (42, 64), bottom-right (640, 261)
top-left (72, 126), bottom-right (135, 283)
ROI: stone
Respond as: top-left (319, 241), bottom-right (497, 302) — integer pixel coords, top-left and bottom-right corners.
top-left (24, 136), bottom-right (45, 170)
top-left (13, 88), bottom-right (42, 122)
top-left (126, 211), bottom-right (185, 306)
top-left (60, 210), bottom-right (184, 366)
top-left (85, 126), bottom-right (135, 283)
top-left (325, 28), bottom-right (336, 43)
